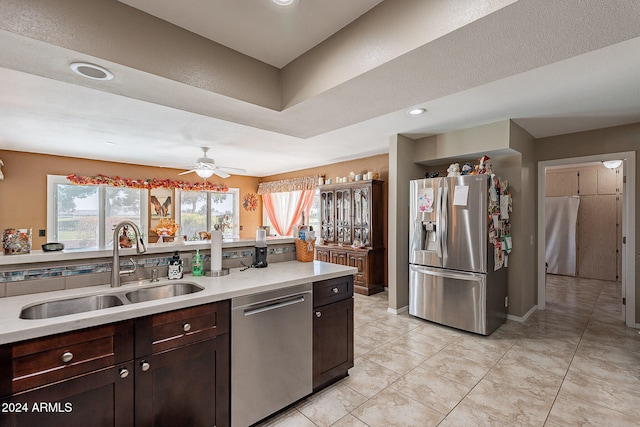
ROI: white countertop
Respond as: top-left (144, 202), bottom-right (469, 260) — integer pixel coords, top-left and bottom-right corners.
top-left (0, 260), bottom-right (356, 345)
top-left (0, 237), bottom-right (295, 266)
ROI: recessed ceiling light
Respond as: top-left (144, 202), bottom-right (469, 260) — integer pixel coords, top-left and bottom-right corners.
top-left (70, 62), bottom-right (114, 81)
top-left (273, 0), bottom-right (296, 5)
top-left (408, 108), bottom-right (427, 115)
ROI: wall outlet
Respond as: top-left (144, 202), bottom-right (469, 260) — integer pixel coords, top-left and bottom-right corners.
top-left (180, 254), bottom-right (193, 272)
top-left (38, 229), bottom-right (46, 237)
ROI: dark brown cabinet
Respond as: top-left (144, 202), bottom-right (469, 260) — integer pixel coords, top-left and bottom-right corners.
top-left (317, 180), bottom-right (385, 295)
top-left (312, 276), bottom-right (354, 391)
top-left (0, 301), bottom-right (230, 427)
top-left (134, 302), bottom-right (230, 427)
top-left (0, 322), bottom-right (135, 427)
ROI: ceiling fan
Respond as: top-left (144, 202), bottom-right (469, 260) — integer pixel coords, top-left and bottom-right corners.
top-left (178, 147), bottom-right (246, 179)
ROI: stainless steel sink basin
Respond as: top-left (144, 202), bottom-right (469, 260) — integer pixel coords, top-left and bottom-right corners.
top-left (20, 294), bottom-right (125, 320)
top-left (19, 281), bottom-right (205, 320)
top-left (125, 282), bottom-right (204, 303)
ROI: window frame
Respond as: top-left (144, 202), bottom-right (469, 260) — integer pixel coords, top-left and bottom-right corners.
top-left (47, 175), bottom-right (148, 248)
top-left (175, 188), bottom-right (240, 239)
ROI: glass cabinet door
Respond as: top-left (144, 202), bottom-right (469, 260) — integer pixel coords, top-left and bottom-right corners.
top-left (352, 186), bottom-right (370, 246)
top-left (335, 189), bottom-right (351, 244)
top-left (321, 191), bottom-right (334, 242)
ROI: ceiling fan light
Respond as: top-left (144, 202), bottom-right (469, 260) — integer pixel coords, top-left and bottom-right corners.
top-left (602, 160), bottom-right (622, 169)
top-left (195, 169), bottom-right (214, 178)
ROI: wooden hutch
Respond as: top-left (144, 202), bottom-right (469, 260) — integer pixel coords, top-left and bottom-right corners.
top-left (315, 180), bottom-right (385, 295)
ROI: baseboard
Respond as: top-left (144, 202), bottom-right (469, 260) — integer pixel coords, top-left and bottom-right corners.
top-left (387, 306), bottom-right (408, 315)
top-left (507, 305), bottom-right (538, 323)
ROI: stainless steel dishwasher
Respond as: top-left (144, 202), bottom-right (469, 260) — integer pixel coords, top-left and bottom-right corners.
top-left (231, 282), bottom-right (312, 427)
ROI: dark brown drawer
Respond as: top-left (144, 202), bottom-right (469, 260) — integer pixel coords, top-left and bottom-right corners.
top-left (136, 301), bottom-right (230, 356)
top-left (8, 322), bottom-right (133, 394)
top-left (313, 276), bottom-right (354, 308)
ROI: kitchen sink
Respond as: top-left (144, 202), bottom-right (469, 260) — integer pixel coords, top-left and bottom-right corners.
top-left (125, 282), bottom-right (204, 303)
top-left (20, 294), bottom-right (126, 320)
top-left (19, 281), bottom-right (205, 320)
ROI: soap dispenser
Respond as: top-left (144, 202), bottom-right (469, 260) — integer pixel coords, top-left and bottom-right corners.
top-left (168, 251), bottom-right (183, 280)
top-left (192, 249), bottom-right (203, 277)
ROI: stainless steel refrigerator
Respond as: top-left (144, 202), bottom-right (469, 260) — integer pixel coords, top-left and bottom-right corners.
top-left (409, 174), bottom-right (508, 335)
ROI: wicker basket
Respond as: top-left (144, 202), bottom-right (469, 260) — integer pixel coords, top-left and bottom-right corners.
top-left (295, 238), bottom-right (315, 262)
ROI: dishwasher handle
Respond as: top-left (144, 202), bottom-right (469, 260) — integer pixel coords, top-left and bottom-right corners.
top-left (244, 295), bottom-right (306, 316)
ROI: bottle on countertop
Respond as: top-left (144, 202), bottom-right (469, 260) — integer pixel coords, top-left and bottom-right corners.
top-left (168, 251), bottom-right (183, 280)
top-left (192, 249), bottom-right (203, 277)
top-left (298, 211), bottom-right (309, 241)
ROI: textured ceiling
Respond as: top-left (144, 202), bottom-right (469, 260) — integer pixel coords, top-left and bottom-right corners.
top-left (0, 0), bottom-right (639, 176)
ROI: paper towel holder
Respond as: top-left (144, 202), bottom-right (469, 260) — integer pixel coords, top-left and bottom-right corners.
top-left (208, 224), bottom-right (230, 276)
top-left (207, 268), bottom-right (229, 277)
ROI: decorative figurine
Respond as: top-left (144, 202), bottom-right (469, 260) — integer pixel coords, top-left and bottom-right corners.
top-left (477, 155), bottom-right (493, 175)
top-left (119, 226), bottom-right (133, 248)
top-left (447, 163), bottom-right (461, 177)
top-left (461, 163), bottom-right (474, 175)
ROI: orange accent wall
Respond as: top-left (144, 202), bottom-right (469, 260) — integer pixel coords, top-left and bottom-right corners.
top-left (0, 150), bottom-right (262, 248)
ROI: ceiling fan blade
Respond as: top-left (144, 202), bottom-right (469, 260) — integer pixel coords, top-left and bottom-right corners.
top-left (212, 169), bottom-right (231, 179)
top-left (178, 170), bottom-right (196, 175)
top-left (217, 166), bottom-right (247, 174)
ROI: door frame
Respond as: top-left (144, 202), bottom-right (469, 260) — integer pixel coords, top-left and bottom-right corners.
top-left (537, 151), bottom-right (636, 328)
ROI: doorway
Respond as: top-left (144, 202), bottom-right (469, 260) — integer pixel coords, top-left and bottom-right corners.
top-left (537, 151), bottom-right (636, 328)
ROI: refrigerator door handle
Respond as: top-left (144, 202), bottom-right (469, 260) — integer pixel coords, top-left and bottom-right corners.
top-left (411, 265), bottom-right (483, 282)
top-left (440, 180), bottom-right (448, 260)
top-left (435, 186), bottom-right (443, 259)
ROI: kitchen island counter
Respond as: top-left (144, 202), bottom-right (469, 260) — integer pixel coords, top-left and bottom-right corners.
top-left (0, 260), bottom-right (357, 345)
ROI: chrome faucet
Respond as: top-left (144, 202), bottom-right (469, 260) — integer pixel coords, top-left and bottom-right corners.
top-left (111, 221), bottom-right (147, 287)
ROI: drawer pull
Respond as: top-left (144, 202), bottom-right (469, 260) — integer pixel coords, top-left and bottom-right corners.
top-left (332, 287), bottom-right (339, 294)
top-left (119, 368), bottom-right (129, 379)
top-left (141, 361), bottom-right (150, 372)
top-left (61, 351), bottom-right (73, 363)
top-left (183, 323), bottom-right (192, 332)
top-left (315, 311), bottom-right (322, 318)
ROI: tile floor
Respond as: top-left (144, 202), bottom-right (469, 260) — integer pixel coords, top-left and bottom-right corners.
top-left (258, 275), bottom-right (640, 426)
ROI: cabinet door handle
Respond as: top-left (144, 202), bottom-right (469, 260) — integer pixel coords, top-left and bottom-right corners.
top-left (332, 287), bottom-right (339, 294)
top-left (119, 367), bottom-right (129, 379)
top-left (140, 361), bottom-right (150, 372)
top-left (183, 323), bottom-right (192, 332)
top-left (315, 311), bottom-right (322, 318)
top-left (61, 351), bottom-right (73, 363)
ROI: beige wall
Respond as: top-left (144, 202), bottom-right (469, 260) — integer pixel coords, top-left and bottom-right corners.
top-left (388, 135), bottom-right (428, 311)
top-left (535, 122), bottom-right (640, 323)
top-left (0, 150), bottom-right (262, 247)
top-left (395, 119), bottom-right (537, 318)
top-left (264, 153), bottom-right (389, 287)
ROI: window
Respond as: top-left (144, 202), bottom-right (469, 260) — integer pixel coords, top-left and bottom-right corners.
top-left (176, 188), bottom-right (240, 240)
top-left (47, 175), bottom-right (148, 249)
top-left (262, 189), bottom-right (320, 236)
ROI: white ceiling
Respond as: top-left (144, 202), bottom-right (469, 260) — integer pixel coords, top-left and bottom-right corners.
top-left (0, 0), bottom-right (639, 177)
top-left (118, 0), bottom-right (385, 68)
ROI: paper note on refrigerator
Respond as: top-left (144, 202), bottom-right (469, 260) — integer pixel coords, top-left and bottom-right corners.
top-left (453, 185), bottom-right (469, 206)
top-left (500, 195), bottom-right (509, 219)
top-left (418, 188), bottom-right (434, 212)
top-left (494, 242), bottom-right (504, 270)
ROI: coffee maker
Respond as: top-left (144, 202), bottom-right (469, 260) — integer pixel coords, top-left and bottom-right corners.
top-left (254, 228), bottom-right (268, 268)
